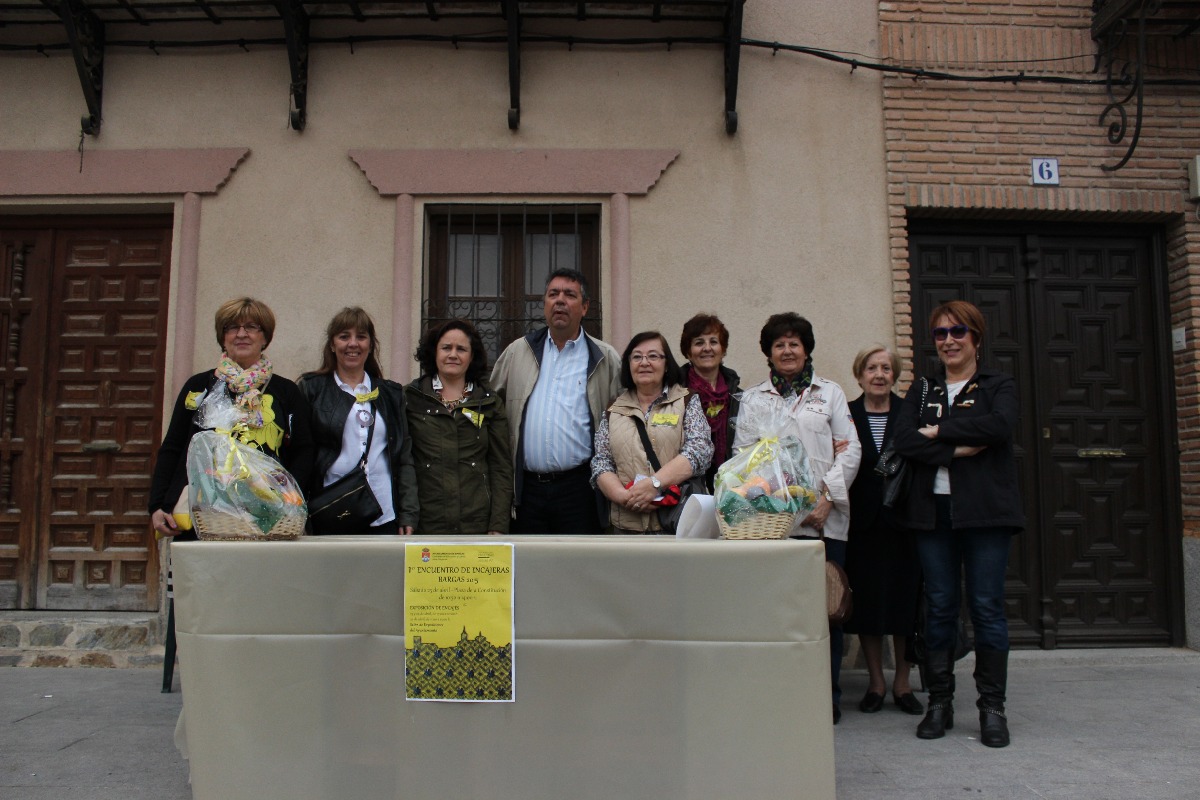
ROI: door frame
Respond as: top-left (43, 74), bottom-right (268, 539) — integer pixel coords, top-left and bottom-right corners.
top-left (908, 218), bottom-right (1186, 647)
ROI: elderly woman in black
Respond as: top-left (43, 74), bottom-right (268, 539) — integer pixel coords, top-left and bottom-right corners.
top-left (404, 319), bottom-right (512, 536)
top-left (893, 300), bottom-right (1024, 748)
top-left (149, 297), bottom-right (314, 539)
top-left (679, 313), bottom-right (740, 490)
top-left (299, 307), bottom-right (419, 534)
top-left (845, 344), bottom-right (922, 717)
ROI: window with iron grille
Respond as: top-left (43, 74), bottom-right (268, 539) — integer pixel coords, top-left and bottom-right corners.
top-left (423, 205), bottom-right (603, 364)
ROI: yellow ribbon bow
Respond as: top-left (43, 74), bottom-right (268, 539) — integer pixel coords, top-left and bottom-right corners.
top-left (214, 424), bottom-right (253, 480)
top-left (355, 388), bottom-right (379, 404)
top-left (739, 437), bottom-right (779, 480)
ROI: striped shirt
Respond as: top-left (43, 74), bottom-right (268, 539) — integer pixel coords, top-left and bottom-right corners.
top-left (522, 327), bottom-right (593, 472)
top-left (866, 411), bottom-right (888, 451)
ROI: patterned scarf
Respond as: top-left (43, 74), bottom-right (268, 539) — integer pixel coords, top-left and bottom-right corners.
top-left (769, 358), bottom-right (814, 399)
top-left (215, 354), bottom-right (273, 428)
top-left (687, 366), bottom-right (729, 459)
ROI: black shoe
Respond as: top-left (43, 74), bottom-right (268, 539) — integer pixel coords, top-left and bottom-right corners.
top-left (858, 692), bottom-right (885, 713)
top-left (979, 708), bottom-right (1010, 748)
top-left (894, 692), bottom-right (924, 715)
top-left (833, 704), bottom-right (841, 725)
top-left (916, 702), bottom-right (953, 739)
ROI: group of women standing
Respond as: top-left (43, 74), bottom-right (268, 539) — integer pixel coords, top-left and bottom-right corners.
top-left (148, 296), bottom-right (1021, 748)
top-left (585, 304), bottom-right (1022, 747)
top-left (149, 298), bottom-right (512, 543)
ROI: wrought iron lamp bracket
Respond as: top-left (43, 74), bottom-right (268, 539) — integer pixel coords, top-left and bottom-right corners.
top-left (277, 0), bottom-right (310, 132)
top-left (1093, 0), bottom-right (1162, 172)
top-left (43, 0), bottom-right (105, 136)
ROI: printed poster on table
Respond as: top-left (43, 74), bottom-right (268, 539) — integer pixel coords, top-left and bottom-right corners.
top-left (404, 542), bottom-right (515, 702)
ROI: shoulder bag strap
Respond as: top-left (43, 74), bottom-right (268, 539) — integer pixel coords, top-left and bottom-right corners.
top-left (357, 404), bottom-right (376, 470)
top-left (630, 415), bottom-right (663, 473)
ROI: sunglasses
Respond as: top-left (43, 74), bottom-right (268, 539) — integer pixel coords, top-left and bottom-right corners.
top-left (931, 324), bottom-right (971, 342)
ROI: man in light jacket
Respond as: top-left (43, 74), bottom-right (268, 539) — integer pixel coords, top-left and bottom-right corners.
top-left (491, 268), bottom-right (621, 534)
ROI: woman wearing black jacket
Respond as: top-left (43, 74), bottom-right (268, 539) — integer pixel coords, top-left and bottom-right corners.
top-left (892, 300), bottom-right (1024, 748)
top-left (299, 307), bottom-right (419, 534)
top-left (149, 297), bottom-right (314, 540)
top-left (845, 345), bottom-right (922, 717)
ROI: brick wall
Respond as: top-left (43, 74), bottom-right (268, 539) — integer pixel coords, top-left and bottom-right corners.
top-left (879, 0), bottom-right (1200, 535)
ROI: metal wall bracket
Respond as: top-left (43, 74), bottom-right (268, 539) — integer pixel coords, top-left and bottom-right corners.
top-left (724, 0), bottom-right (745, 134)
top-left (505, 0), bottom-right (521, 130)
top-left (276, 0), bottom-right (310, 131)
top-left (1093, 0), bottom-right (1163, 171)
top-left (43, 0), bottom-right (105, 136)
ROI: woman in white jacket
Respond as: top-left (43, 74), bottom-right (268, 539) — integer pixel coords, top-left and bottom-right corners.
top-left (734, 312), bottom-right (862, 724)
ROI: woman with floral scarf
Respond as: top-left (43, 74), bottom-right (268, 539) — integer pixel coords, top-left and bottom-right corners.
top-left (149, 297), bottom-right (314, 541)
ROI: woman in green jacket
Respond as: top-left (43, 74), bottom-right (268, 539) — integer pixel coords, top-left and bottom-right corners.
top-left (405, 319), bottom-right (513, 535)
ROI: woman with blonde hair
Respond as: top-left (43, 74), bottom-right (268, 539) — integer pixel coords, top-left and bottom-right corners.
top-left (149, 297), bottom-right (314, 539)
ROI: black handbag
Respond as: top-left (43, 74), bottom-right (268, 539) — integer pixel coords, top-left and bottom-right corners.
top-left (874, 378), bottom-right (928, 509)
top-left (308, 414), bottom-right (383, 535)
top-left (629, 415), bottom-right (706, 535)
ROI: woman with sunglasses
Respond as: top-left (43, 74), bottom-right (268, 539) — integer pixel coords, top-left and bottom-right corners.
top-left (591, 331), bottom-right (712, 534)
top-left (149, 297), bottom-right (315, 540)
top-left (892, 300), bottom-right (1025, 748)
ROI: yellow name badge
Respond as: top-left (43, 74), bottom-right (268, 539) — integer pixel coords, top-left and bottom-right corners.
top-left (462, 408), bottom-right (485, 428)
top-left (185, 390), bottom-right (206, 410)
top-left (650, 412), bottom-right (679, 426)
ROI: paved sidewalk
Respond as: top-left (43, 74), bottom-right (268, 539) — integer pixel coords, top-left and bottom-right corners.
top-left (835, 648), bottom-right (1200, 800)
top-left (2, 648), bottom-right (1199, 799)
top-left (1, 668), bottom-right (187, 800)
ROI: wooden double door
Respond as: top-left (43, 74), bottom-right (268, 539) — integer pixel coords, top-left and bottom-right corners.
top-left (0, 217), bottom-right (172, 611)
top-left (909, 222), bottom-right (1180, 647)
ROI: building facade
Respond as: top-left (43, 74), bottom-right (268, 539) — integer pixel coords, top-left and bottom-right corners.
top-left (2, 0), bottom-right (1197, 652)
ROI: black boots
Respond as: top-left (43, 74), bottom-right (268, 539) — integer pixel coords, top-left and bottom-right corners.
top-left (974, 647), bottom-right (1011, 748)
top-left (916, 649), bottom-right (955, 739)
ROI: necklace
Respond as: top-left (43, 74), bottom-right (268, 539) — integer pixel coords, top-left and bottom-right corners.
top-left (437, 385), bottom-right (470, 410)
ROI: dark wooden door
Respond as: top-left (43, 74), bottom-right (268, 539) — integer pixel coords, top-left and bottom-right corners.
top-left (909, 223), bottom-right (1178, 647)
top-left (0, 229), bottom-right (53, 609)
top-left (0, 217), bottom-right (171, 611)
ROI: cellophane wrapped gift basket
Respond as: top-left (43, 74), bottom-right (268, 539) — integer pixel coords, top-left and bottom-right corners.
top-left (714, 408), bottom-right (818, 540)
top-left (185, 389), bottom-right (307, 541)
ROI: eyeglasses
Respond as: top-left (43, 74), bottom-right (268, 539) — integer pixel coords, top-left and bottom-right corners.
top-left (630, 353), bottom-right (665, 364)
top-left (224, 323), bottom-right (263, 334)
top-left (931, 324), bottom-right (971, 342)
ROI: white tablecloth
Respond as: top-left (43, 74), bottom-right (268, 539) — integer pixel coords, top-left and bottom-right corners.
top-left (173, 536), bottom-right (834, 800)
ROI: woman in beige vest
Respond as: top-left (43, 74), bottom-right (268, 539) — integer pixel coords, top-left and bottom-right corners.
top-left (590, 331), bottom-right (713, 534)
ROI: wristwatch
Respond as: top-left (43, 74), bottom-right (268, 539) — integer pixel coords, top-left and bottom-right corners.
top-left (650, 476), bottom-right (662, 490)
top-left (822, 487), bottom-right (833, 503)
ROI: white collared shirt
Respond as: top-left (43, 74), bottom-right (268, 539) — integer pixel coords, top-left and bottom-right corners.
top-left (325, 372), bottom-right (395, 525)
top-left (522, 327), bottom-right (592, 472)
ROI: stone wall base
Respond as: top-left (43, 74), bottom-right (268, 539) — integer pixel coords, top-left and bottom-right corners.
top-left (0, 613), bottom-right (165, 668)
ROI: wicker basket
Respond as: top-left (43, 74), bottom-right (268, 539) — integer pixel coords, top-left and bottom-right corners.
top-left (717, 511), bottom-right (798, 540)
top-left (193, 509), bottom-right (305, 541)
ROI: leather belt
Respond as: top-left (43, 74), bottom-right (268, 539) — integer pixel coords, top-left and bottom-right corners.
top-left (525, 463), bottom-right (590, 483)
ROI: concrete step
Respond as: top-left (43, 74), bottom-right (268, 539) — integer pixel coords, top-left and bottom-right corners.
top-left (0, 611), bottom-right (166, 668)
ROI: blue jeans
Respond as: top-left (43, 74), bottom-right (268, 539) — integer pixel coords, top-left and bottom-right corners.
top-left (796, 535), bottom-right (846, 707)
top-left (915, 496), bottom-right (1012, 652)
